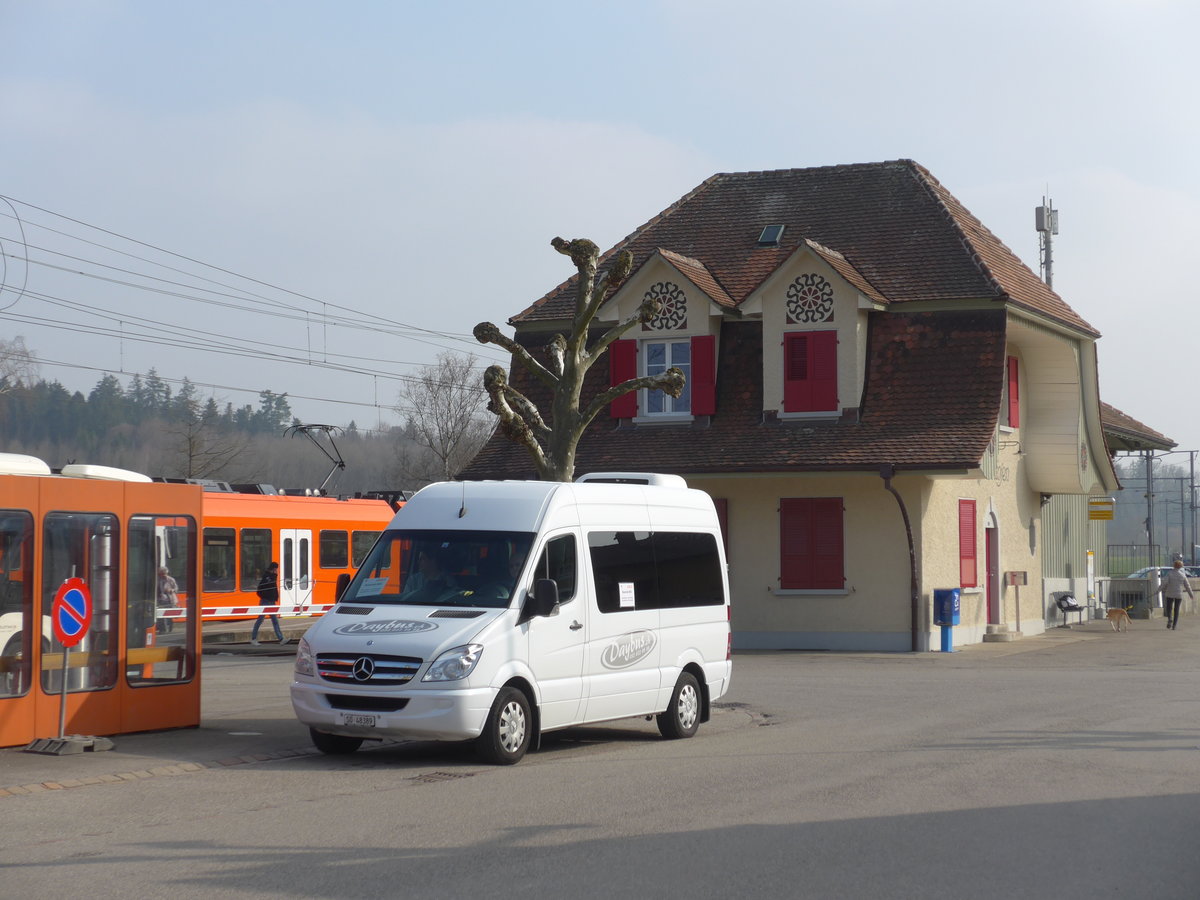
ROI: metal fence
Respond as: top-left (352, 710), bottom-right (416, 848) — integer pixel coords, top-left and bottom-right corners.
top-left (1106, 544), bottom-right (1162, 577)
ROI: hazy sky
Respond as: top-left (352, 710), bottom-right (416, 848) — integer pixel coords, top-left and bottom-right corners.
top-left (1, 0), bottom-right (1196, 457)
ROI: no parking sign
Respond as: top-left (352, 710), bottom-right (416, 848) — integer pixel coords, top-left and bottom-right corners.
top-left (52, 577), bottom-right (92, 647)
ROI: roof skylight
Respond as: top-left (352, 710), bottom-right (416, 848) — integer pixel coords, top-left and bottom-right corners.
top-left (757, 224), bottom-right (785, 246)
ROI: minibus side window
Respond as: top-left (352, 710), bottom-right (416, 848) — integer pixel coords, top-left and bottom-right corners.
top-left (532, 535), bottom-right (577, 603)
top-left (588, 531), bottom-right (658, 613)
top-left (654, 532), bottom-right (724, 608)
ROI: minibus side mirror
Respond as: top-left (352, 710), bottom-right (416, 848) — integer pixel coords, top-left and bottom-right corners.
top-left (533, 578), bottom-right (560, 616)
top-left (335, 572), bottom-right (351, 602)
top-left (519, 578), bottom-right (560, 624)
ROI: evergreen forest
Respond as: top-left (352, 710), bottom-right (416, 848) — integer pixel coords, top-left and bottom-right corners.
top-left (0, 370), bottom-right (415, 495)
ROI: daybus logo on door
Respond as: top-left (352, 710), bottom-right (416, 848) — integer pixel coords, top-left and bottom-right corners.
top-left (332, 620), bottom-right (438, 635)
top-left (601, 630), bottom-right (657, 669)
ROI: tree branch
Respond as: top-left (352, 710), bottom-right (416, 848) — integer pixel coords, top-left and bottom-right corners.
top-left (587, 294), bottom-right (662, 362)
top-left (572, 249), bottom-right (634, 350)
top-left (473, 322), bottom-right (557, 389)
top-left (483, 365), bottom-right (552, 445)
top-left (552, 237), bottom-right (598, 323)
top-left (580, 367), bottom-right (685, 428)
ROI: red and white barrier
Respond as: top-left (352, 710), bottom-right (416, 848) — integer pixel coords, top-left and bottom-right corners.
top-left (158, 605), bottom-right (336, 620)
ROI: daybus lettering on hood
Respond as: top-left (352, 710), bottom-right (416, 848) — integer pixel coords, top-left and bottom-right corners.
top-left (601, 630), bottom-right (657, 669)
top-left (332, 620), bottom-right (438, 636)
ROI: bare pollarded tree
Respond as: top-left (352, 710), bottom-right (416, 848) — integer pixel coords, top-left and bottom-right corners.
top-left (395, 351), bottom-right (494, 485)
top-left (473, 237), bottom-right (684, 482)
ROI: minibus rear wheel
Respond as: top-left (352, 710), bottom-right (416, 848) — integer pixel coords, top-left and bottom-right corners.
top-left (657, 672), bottom-right (701, 740)
top-left (310, 727), bottom-right (363, 755)
top-left (477, 686), bottom-right (531, 765)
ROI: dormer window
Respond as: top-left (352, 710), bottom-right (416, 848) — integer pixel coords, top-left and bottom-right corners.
top-left (644, 340), bottom-right (691, 414)
top-left (608, 336), bottom-right (717, 420)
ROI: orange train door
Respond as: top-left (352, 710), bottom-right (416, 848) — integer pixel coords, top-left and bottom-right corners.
top-left (279, 528), bottom-right (313, 610)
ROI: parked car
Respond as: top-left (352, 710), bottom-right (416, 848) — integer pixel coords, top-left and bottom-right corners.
top-left (1126, 566), bottom-right (1200, 578)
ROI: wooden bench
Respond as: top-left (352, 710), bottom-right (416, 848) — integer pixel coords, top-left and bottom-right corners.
top-left (1055, 594), bottom-right (1085, 626)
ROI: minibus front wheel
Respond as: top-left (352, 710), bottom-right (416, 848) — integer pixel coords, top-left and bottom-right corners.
top-left (657, 672), bottom-right (701, 740)
top-left (477, 686), bottom-right (532, 765)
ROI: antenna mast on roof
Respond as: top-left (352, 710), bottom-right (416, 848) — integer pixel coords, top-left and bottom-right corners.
top-left (1035, 193), bottom-right (1059, 288)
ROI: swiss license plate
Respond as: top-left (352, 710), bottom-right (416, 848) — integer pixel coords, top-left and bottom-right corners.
top-left (340, 713), bottom-right (377, 728)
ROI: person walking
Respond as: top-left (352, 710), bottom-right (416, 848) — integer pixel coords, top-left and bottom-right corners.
top-left (156, 566), bottom-right (179, 634)
top-left (251, 561), bottom-right (287, 645)
top-left (1152, 559), bottom-right (1195, 630)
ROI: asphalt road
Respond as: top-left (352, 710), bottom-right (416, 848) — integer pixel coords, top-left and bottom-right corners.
top-left (3, 620), bottom-right (1200, 899)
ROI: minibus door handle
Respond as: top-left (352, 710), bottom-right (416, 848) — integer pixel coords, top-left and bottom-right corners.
top-left (569, 620), bottom-right (583, 631)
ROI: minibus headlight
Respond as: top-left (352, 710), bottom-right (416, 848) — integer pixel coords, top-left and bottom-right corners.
top-left (422, 644), bottom-right (484, 682)
top-left (294, 637), bottom-right (315, 677)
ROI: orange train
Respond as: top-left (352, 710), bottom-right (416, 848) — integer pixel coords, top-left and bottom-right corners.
top-left (0, 453), bottom-right (399, 748)
top-left (0, 454), bottom-right (205, 748)
top-left (179, 490), bottom-right (396, 622)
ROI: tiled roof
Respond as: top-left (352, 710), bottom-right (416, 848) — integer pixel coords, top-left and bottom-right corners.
top-left (1100, 402), bottom-right (1175, 451)
top-left (801, 239), bottom-right (888, 306)
top-left (513, 160), bottom-right (1097, 337)
top-left (460, 309), bottom-right (1006, 480)
top-left (653, 249), bottom-right (735, 308)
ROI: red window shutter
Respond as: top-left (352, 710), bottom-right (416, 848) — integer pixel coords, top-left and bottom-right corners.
top-left (783, 331), bottom-right (837, 412)
top-left (609, 340), bottom-right (637, 418)
top-left (783, 333), bottom-right (808, 412)
top-left (1006, 356), bottom-right (1020, 427)
top-left (811, 497), bottom-right (844, 589)
top-left (780, 499), bottom-right (812, 588)
top-left (959, 499), bottom-right (977, 588)
top-left (780, 497), bottom-right (844, 590)
top-left (811, 331), bottom-right (838, 411)
top-left (691, 335), bottom-right (716, 416)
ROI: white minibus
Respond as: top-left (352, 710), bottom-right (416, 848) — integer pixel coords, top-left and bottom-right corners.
top-left (290, 473), bottom-right (732, 764)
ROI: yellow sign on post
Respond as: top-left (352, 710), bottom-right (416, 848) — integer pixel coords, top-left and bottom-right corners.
top-left (1088, 497), bottom-right (1114, 520)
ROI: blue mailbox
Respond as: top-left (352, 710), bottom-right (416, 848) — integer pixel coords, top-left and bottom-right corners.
top-left (934, 588), bottom-right (960, 653)
top-left (934, 588), bottom-right (961, 626)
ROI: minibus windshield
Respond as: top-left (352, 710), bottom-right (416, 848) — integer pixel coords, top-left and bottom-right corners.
top-left (342, 529), bottom-right (535, 609)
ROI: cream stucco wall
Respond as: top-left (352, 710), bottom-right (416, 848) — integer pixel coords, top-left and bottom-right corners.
top-left (692, 473), bottom-right (923, 651)
top-left (921, 442), bottom-right (1045, 645)
top-left (690, 443), bottom-right (1044, 651)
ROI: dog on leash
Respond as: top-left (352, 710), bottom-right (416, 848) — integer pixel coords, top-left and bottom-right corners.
top-left (1105, 608), bottom-right (1132, 632)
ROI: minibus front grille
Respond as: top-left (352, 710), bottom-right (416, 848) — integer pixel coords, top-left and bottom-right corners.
top-left (316, 653), bottom-right (423, 686)
top-left (325, 694), bottom-right (411, 712)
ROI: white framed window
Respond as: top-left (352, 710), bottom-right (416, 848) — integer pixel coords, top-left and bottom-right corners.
top-left (643, 340), bottom-right (691, 414)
